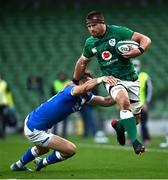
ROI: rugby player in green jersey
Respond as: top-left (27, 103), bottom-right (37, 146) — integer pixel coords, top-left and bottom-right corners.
top-left (73, 11), bottom-right (151, 154)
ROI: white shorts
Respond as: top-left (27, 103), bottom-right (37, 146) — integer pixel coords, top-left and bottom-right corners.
top-left (24, 117), bottom-right (54, 147)
top-left (105, 78), bottom-right (142, 114)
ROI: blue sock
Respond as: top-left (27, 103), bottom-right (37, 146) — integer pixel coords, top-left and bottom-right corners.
top-left (20, 147), bottom-right (37, 165)
top-left (46, 151), bottom-right (65, 165)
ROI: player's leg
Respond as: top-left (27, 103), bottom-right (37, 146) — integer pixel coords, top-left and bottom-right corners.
top-left (34, 134), bottom-right (76, 171)
top-left (115, 89), bottom-right (144, 154)
top-left (125, 81), bottom-right (145, 154)
top-left (105, 83), bottom-right (126, 145)
top-left (10, 145), bottom-right (49, 171)
top-left (108, 83), bottom-right (138, 143)
top-left (114, 88), bottom-right (138, 143)
top-left (106, 82), bottom-right (144, 154)
top-left (140, 109), bottom-right (150, 144)
top-left (10, 122), bottom-right (52, 171)
top-left (0, 106), bottom-right (7, 138)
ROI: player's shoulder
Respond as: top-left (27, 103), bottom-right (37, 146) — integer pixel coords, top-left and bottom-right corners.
top-left (64, 84), bottom-right (75, 92)
top-left (108, 24), bottom-right (129, 31)
top-left (85, 36), bottom-right (96, 44)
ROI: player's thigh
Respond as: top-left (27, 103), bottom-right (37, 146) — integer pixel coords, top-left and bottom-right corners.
top-left (127, 79), bottom-right (140, 102)
top-left (105, 83), bottom-right (130, 108)
top-left (48, 135), bottom-right (76, 155)
top-left (24, 125), bottom-right (53, 147)
top-left (25, 124), bottom-right (76, 156)
top-left (105, 82), bottom-right (129, 100)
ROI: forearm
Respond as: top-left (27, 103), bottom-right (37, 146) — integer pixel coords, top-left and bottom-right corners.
top-left (72, 77), bottom-right (105, 96)
top-left (132, 32), bottom-right (151, 52)
top-left (73, 57), bottom-right (88, 82)
top-left (83, 77), bottom-right (104, 92)
top-left (72, 76), bottom-right (116, 96)
top-left (84, 76), bottom-right (116, 91)
top-left (90, 95), bottom-right (115, 106)
top-left (139, 35), bottom-right (151, 51)
top-left (103, 96), bottom-right (116, 106)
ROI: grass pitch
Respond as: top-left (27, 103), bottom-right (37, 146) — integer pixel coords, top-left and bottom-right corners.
top-left (0, 134), bottom-right (168, 179)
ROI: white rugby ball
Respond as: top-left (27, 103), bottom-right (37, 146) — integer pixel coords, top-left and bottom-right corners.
top-left (115, 40), bottom-right (139, 55)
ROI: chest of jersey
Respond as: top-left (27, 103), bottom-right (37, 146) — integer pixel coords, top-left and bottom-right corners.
top-left (94, 38), bottom-right (119, 63)
top-left (86, 25), bottom-right (133, 67)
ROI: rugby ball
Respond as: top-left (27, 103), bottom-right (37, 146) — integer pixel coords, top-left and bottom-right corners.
top-left (115, 40), bottom-right (139, 55)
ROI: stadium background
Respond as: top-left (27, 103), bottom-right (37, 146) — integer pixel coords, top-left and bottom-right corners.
top-left (0, 0), bottom-right (168, 131)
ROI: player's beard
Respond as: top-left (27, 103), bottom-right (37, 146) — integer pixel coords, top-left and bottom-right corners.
top-left (91, 27), bottom-right (105, 38)
top-left (91, 30), bottom-right (97, 37)
top-left (91, 31), bottom-right (102, 38)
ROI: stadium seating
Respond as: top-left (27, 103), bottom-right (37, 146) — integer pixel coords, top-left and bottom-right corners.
top-left (0, 4), bottom-right (168, 119)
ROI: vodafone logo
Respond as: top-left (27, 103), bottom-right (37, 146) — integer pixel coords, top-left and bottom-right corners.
top-left (102, 51), bottom-right (112, 60)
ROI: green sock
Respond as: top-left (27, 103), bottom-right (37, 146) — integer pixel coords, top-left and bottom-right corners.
top-left (120, 117), bottom-right (137, 143)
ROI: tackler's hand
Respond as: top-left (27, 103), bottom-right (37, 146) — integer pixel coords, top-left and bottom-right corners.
top-left (102, 76), bottom-right (117, 86)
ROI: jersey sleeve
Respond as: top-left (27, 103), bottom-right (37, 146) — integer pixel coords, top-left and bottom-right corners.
top-left (69, 85), bottom-right (76, 96)
top-left (85, 92), bottom-right (95, 103)
top-left (62, 85), bottom-right (76, 98)
top-left (116, 26), bottom-right (134, 40)
top-left (82, 39), bottom-right (95, 59)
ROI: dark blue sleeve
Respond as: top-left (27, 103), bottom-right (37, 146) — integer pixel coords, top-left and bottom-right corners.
top-left (85, 92), bottom-right (94, 102)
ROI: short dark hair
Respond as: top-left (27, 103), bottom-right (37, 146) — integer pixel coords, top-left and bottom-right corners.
top-left (86, 11), bottom-right (105, 25)
top-left (80, 71), bottom-right (93, 81)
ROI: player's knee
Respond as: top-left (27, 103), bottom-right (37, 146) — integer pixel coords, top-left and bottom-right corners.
top-left (123, 99), bottom-right (131, 109)
top-left (67, 143), bottom-right (77, 156)
top-left (118, 97), bottom-right (130, 109)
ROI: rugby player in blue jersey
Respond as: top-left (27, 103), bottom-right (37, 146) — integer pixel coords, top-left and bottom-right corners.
top-left (10, 72), bottom-right (116, 171)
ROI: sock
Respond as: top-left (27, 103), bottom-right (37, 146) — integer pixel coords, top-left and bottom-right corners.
top-left (119, 110), bottom-right (137, 143)
top-left (19, 147), bottom-right (38, 166)
top-left (16, 160), bottom-right (24, 168)
top-left (46, 151), bottom-right (65, 165)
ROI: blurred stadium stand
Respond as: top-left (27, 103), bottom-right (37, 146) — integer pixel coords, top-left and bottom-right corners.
top-left (0, 0), bottom-right (168, 120)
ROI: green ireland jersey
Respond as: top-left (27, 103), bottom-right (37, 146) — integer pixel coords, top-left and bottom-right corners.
top-left (82, 25), bottom-right (138, 81)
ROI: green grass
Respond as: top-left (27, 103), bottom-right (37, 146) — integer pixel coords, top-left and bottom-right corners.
top-left (0, 134), bottom-right (168, 179)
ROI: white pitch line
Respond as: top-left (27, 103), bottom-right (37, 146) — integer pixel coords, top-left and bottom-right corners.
top-left (78, 143), bottom-right (168, 153)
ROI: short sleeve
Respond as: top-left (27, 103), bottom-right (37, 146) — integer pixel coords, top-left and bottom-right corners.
top-left (85, 92), bottom-right (95, 103)
top-left (82, 39), bottom-right (95, 59)
top-left (115, 26), bottom-right (134, 40)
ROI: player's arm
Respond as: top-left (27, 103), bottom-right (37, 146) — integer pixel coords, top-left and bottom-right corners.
top-left (123, 32), bottom-right (151, 58)
top-left (132, 32), bottom-right (151, 52)
top-left (72, 76), bottom-right (117, 96)
top-left (73, 56), bottom-right (90, 84)
top-left (73, 38), bottom-right (94, 84)
top-left (89, 95), bottom-right (116, 107)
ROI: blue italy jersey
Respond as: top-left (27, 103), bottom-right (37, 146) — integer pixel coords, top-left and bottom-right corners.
top-left (26, 85), bottom-right (94, 131)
